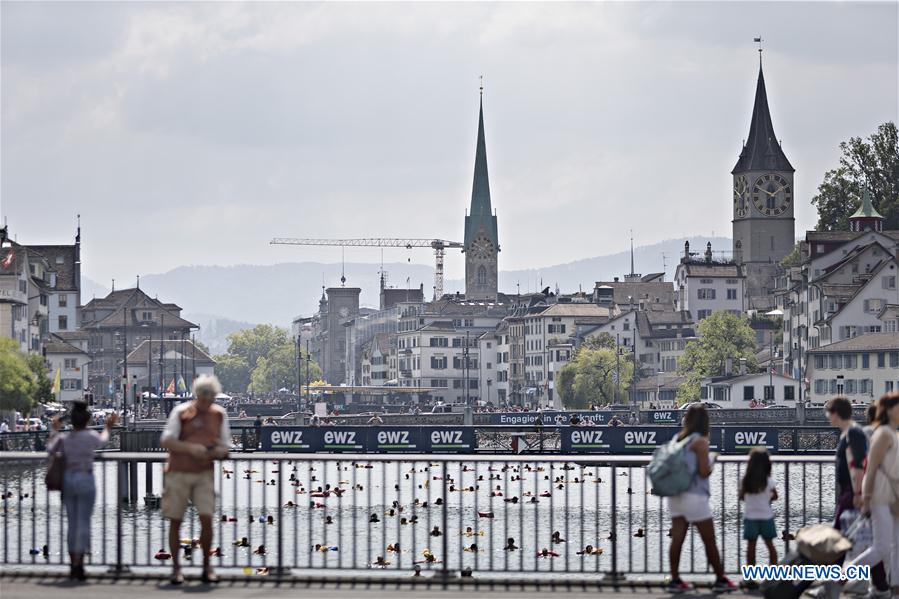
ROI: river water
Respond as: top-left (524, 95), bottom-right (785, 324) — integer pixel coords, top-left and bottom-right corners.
top-left (1, 457), bottom-right (836, 578)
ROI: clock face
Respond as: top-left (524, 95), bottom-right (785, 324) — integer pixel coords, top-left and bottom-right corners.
top-left (733, 175), bottom-right (749, 218)
top-left (469, 235), bottom-right (495, 260)
top-left (752, 173), bottom-right (792, 217)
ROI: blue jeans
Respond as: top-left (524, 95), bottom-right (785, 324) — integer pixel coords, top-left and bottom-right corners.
top-left (63, 471), bottom-right (96, 555)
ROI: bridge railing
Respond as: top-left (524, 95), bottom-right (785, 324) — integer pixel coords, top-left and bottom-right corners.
top-left (1, 452), bottom-right (835, 581)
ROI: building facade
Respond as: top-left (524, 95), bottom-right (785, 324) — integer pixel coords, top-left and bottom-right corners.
top-left (806, 333), bottom-right (899, 405)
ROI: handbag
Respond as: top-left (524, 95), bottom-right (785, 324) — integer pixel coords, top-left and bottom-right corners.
top-left (843, 512), bottom-right (873, 558)
top-left (45, 436), bottom-right (66, 491)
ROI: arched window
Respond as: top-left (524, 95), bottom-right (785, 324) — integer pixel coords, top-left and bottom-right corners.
top-left (477, 265), bottom-right (487, 287)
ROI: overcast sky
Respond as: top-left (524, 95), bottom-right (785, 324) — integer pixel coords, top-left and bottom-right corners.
top-left (2, 1), bottom-right (896, 288)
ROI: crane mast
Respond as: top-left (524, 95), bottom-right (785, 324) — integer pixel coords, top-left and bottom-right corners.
top-left (270, 237), bottom-right (463, 300)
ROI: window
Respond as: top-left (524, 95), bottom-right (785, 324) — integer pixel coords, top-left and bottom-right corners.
top-left (784, 386), bottom-right (795, 400)
top-left (452, 338), bottom-right (462, 347)
top-left (61, 379), bottom-right (82, 391)
top-left (890, 352), bottom-right (899, 368)
top-left (430, 337), bottom-right (448, 348)
top-left (885, 381), bottom-right (895, 393)
top-left (814, 355), bottom-right (825, 369)
top-left (862, 353), bottom-right (870, 369)
top-left (883, 276), bottom-right (896, 290)
top-left (430, 356), bottom-right (447, 370)
top-left (814, 379), bottom-right (827, 395)
top-left (697, 288), bottom-right (716, 300)
top-left (743, 386), bottom-right (754, 401)
top-left (864, 299), bottom-right (885, 313)
top-left (726, 279), bottom-right (739, 285)
top-left (623, 321), bottom-right (630, 331)
top-left (477, 266), bottom-right (487, 288)
top-left (58, 294), bottom-right (67, 307)
top-left (430, 379), bottom-right (448, 388)
top-left (58, 315), bottom-right (68, 330)
top-left (877, 352), bottom-right (885, 368)
top-left (699, 279), bottom-right (713, 284)
top-left (764, 386), bottom-right (774, 400)
top-left (64, 358), bottom-right (77, 369)
top-left (697, 309), bottom-right (712, 320)
top-left (844, 354), bottom-right (857, 369)
top-left (845, 379), bottom-right (857, 395)
top-left (726, 288), bottom-right (738, 300)
top-left (829, 355), bottom-right (841, 369)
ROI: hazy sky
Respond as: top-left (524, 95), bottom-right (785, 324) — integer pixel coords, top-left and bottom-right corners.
top-left (2, 2), bottom-right (896, 288)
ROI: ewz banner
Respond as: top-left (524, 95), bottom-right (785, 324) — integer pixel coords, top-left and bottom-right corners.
top-left (261, 426), bottom-right (476, 453)
top-left (560, 427), bottom-right (723, 454)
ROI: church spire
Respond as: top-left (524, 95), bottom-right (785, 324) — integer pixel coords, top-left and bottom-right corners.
top-left (464, 85), bottom-right (498, 249)
top-left (732, 61), bottom-right (794, 174)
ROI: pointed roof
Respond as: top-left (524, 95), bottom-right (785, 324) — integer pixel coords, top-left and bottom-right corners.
top-left (464, 94), bottom-right (499, 248)
top-left (732, 64), bottom-right (794, 174)
top-left (849, 188), bottom-right (884, 220)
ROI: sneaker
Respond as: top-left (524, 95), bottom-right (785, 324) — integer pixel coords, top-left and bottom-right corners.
top-left (712, 577), bottom-right (738, 593)
top-left (864, 589), bottom-right (891, 599)
top-left (666, 579), bottom-right (693, 594)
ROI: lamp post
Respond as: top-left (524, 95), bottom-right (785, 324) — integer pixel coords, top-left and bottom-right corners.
top-left (121, 315), bottom-right (128, 426)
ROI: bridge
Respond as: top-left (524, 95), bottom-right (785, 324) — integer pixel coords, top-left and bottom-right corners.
top-left (1, 450), bottom-right (835, 594)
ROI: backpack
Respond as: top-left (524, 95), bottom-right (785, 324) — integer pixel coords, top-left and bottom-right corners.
top-left (647, 433), bottom-right (697, 497)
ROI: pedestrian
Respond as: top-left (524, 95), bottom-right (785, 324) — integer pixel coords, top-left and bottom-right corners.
top-left (628, 413), bottom-right (638, 426)
top-left (47, 403), bottom-right (119, 581)
top-left (367, 413), bottom-right (384, 425)
top-left (0, 419), bottom-right (9, 433)
top-left (160, 375), bottom-right (231, 585)
top-left (847, 392), bottom-right (899, 598)
top-left (666, 404), bottom-right (735, 593)
top-left (253, 413), bottom-right (262, 448)
top-left (825, 397), bottom-right (868, 527)
top-left (739, 448), bottom-right (778, 588)
top-left (608, 414), bottom-right (623, 427)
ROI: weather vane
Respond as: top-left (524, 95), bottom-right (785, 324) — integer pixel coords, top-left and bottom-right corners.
top-left (479, 75), bottom-right (484, 97)
top-left (754, 36), bottom-right (764, 64)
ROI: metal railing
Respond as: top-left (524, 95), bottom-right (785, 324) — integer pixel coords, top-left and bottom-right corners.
top-left (0, 452), bottom-right (835, 582)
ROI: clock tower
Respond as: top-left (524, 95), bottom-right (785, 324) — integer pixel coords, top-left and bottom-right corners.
top-left (463, 90), bottom-right (499, 300)
top-left (732, 58), bottom-right (795, 307)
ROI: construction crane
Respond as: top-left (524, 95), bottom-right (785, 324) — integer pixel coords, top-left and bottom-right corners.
top-left (270, 238), bottom-right (464, 300)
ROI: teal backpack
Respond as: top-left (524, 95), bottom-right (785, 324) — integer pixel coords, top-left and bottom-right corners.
top-left (647, 433), bottom-right (698, 497)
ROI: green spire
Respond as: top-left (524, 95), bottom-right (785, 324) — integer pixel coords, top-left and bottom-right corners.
top-left (850, 187), bottom-right (883, 219)
top-left (464, 93), bottom-right (498, 249)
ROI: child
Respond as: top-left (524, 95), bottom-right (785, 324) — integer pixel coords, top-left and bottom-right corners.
top-left (739, 447), bottom-right (778, 586)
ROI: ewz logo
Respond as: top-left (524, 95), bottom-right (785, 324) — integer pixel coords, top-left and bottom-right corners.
top-left (623, 430), bottom-right (657, 447)
top-left (270, 430), bottom-right (304, 444)
top-left (734, 431), bottom-right (771, 448)
top-left (571, 430), bottom-right (608, 447)
top-left (652, 411), bottom-right (675, 422)
top-left (377, 430), bottom-right (411, 445)
top-left (324, 431), bottom-right (358, 446)
top-left (430, 430), bottom-right (466, 447)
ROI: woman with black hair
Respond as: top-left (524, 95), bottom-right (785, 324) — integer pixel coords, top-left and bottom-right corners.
top-left (48, 402), bottom-right (119, 581)
top-left (666, 404), bottom-right (735, 594)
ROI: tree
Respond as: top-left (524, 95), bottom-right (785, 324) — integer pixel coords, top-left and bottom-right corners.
top-left (25, 353), bottom-right (54, 404)
top-left (582, 332), bottom-right (616, 351)
top-left (779, 242), bottom-right (802, 268)
top-left (214, 353), bottom-right (251, 394)
top-left (811, 122), bottom-right (899, 231)
top-left (225, 325), bottom-right (290, 370)
top-left (676, 312), bottom-right (758, 405)
top-left (248, 345), bottom-right (322, 394)
top-left (557, 347), bottom-right (634, 409)
top-left (0, 338), bottom-right (37, 412)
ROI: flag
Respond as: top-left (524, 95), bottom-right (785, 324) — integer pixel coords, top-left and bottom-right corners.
top-left (166, 377), bottom-right (176, 395)
top-left (753, 37), bottom-right (762, 42)
top-left (51, 368), bottom-right (61, 396)
top-left (176, 375), bottom-right (187, 394)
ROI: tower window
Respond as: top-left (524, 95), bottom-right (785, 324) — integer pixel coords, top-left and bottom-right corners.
top-left (477, 266), bottom-right (487, 288)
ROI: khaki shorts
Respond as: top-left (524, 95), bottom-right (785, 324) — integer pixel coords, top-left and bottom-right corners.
top-left (162, 470), bottom-right (216, 519)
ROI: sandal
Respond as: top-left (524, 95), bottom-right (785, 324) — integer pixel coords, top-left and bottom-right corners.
top-left (170, 571), bottom-right (184, 585)
top-left (201, 570), bottom-right (219, 584)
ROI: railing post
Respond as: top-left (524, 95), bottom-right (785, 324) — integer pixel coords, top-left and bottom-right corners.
top-left (109, 459), bottom-right (130, 575)
top-left (604, 464), bottom-right (624, 581)
top-left (784, 462), bottom-right (791, 554)
top-left (440, 460), bottom-right (449, 584)
top-left (275, 459), bottom-right (290, 578)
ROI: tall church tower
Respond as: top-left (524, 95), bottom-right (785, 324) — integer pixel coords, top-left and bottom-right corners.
top-left (463, 89), bottom-right (499, 300)
top-left (732, 56), bottom-right (795, 307)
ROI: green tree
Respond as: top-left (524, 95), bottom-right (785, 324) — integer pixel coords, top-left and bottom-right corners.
top-left (557, 347), bottom-right (634, 409)
top-left (811, 122), bottom-right (899, 231)
top-left (225, 324), bottom-right (290, 370)
top-left (582, 332), bottom-right (616, 351)
top-left (24, 353), bottom-right (54, 404)
top-left (248, 346), bottom-right (322, 394)
top-left (676, 312), bottom-right (758, 405)
top-left (779, 242), bottom-right (802, 268)
top-left (0, 338), bottom-right (37, 412)
top-left (214, 353), bottom-right (251, 394)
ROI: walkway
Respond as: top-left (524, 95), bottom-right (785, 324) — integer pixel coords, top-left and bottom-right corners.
top-left (1, 572), bottom-right (761, 599)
